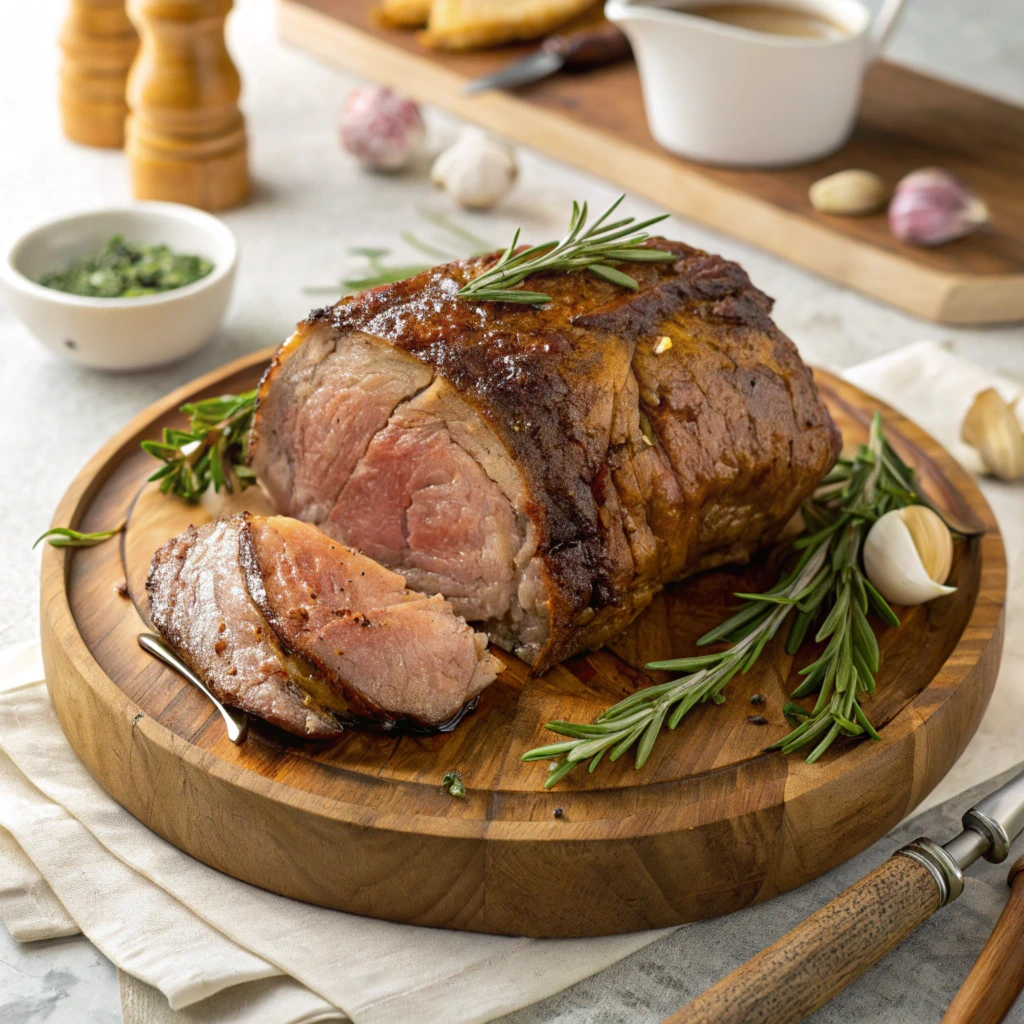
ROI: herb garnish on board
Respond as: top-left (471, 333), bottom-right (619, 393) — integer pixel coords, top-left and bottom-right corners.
top-left (34, 523), bottom-right (125, 549)
top-left (523, 414), bottom-right (942, 787)
top-left (142, 390), bottom-right (258, 504)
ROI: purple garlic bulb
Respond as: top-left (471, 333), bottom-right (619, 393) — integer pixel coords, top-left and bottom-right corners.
top-left (888, 168), bottom-right (989, 246)
top-left (340, 86), bottom-right (425, 172)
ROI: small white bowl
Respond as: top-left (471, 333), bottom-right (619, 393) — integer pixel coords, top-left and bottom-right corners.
top-left (1, 203), bottom-right (237, 371)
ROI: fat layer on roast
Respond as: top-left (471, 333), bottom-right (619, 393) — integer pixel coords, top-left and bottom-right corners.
top-left (146, 513), bottom-right (501, 736)
top-left (250, 237), bottom-right (842, 672)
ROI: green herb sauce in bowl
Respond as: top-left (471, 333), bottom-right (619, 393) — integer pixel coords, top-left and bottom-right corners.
top-left (3, 203), bottom-right (236, 369)
top-left (39, 234), bottom-right (214, 298)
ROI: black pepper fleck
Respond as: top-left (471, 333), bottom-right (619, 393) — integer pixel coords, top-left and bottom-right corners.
top-left (747, 715), bottom-right (768, 725)
top-left (750, 693), bottom-right (765, 706)
top-left (553, 808), bottom-right (564, 819)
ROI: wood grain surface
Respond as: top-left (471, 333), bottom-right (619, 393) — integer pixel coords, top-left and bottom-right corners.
top-left (276, 0), bottom-right (1024, 325)
top-left (665, 854), bottom-right (943, 1024)
top-left (942, 855), bottom-right (1024, 1024)
top-left (40, 350), bottom-right (1006, 937)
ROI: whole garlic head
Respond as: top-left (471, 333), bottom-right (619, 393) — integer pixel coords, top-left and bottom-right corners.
top-left (340, 86), bottom-right (425, 172)
top-left (431, 129), bottom-right (517, 210)
top-left (863, 505), bottom-right (955, 607)
top-left (961, 388), bottom-right (1024, 482)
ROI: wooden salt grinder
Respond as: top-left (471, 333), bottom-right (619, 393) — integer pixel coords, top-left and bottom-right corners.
top-left (59, 0), bottom-right (139, 148)
top-left (125, 0), bottom-right (249, 211)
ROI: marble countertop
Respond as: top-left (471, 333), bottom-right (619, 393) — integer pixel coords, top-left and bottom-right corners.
top-left (1, 0), bottom-right (1022, 1020)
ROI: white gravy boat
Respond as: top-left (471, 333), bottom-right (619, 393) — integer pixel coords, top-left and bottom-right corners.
top-left (605, 0), bottom-right (907, 167)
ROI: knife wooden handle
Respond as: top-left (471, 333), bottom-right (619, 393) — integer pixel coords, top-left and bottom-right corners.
top-left (664, 854), bottom-right (943, 1024)
top-left (942, 855), bottom-right (1024, 1024)
top-left (541, 23), bottom-right (632, 70)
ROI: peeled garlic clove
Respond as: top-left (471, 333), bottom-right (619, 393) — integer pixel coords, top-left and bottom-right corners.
top-left (961, 387), bottom-right (1024, 481)
top-left (863, 506), bottom-right (956, 606)
top-left (809, 169), bottom-right (888, 215)
top-left (431, 129), bottom-right (517, 210)
top-left (888, 168), bottom-right (989, 246)
top-left (340, 86), bottom-right (425, 172)
top-left (899, 505), bottom-right (953, 587)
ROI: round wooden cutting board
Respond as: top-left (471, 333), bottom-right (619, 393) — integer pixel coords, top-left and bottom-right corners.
top-left (41, 349), bottom-right (1005, 938)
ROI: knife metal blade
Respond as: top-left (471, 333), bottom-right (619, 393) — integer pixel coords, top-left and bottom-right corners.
top-left (465, 49), bottom-right (564, 94)
top-left (464, 23), bottom-right (632, 95)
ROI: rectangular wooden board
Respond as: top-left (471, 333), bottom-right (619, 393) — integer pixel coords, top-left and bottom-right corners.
top-left (277, 0), bottom-right (1024, 325)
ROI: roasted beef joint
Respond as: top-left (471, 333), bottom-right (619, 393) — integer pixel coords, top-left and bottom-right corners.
top-left (146, 513), bottom-right (501, 736)
top-left (250, 238), bottom-right (842, 672)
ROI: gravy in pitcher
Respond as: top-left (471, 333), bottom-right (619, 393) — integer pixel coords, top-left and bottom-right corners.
top-left (688, 3), bottom-right (848, 39)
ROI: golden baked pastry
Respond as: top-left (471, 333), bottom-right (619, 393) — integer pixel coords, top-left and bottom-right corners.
top-left (420, 0), bottom-right (601, 50)
top-left (377, 0), bottom-right (430, 28)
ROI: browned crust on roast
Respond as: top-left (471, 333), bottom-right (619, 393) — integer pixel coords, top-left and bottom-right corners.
top-left (260, 239), bottom-right (841, 672)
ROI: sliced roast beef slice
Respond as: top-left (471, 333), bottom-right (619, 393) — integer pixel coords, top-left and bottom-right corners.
top-left (251, 238), bottom-right (841, 671)
top-left (147, 514), bottom-right (501, 735)
top-left (146, 517), bottom-right (342, 739)
top-left (243, 516), bottom-right (501, 727)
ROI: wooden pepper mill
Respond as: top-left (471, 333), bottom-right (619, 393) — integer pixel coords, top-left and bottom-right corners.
top-left (125, 0), bottom-right (249, 211)
top-left (59, 0), bottom-right (139, 148)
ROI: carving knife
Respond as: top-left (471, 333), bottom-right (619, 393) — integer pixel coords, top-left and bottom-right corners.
top-left (663, 765), bottom-right (1024, 1024)
top-left (463, 23), bottom-right (632, 95)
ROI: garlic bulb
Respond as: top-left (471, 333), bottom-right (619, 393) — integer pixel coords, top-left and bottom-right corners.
top-left (431, 129), bottom-right (517, 210)
top-left (888, 168), bottom-right (989, 246)
top-left (340, 86), bottom-right (424, 171)
top-left (863, 506), bottom-right (955, 606)
top-left (961, 387), bottom-right (1024, 481)
top-left (809, 169), bottom-right (888, 215)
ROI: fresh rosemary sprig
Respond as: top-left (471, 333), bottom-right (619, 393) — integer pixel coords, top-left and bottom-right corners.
top-left (524, 413), bottom-right (932, 786)
top-left (303, 211), bottom-right (493, 295)
top-left (142, 390), bottom-right (257, 504)
top-left (767, 414), bottom-right (914, 759)
top-left (34, 522), bottom-right (125, 549)
top-left (457, 195), bottom-right (677, 307)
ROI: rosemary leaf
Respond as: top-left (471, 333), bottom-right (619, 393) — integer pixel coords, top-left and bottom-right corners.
top-left (587, 264), bottom-right (640, 290)
top-left (34, 521), bottom-right (125, 549)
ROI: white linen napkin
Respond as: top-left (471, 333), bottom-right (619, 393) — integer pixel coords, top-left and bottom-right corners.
top-left (844, 341), bottom-right (1024, 813)
top-left (1, 340), bottom-right (1021, 1023)
top-left (0, 644), bottom-right (669, 1024)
